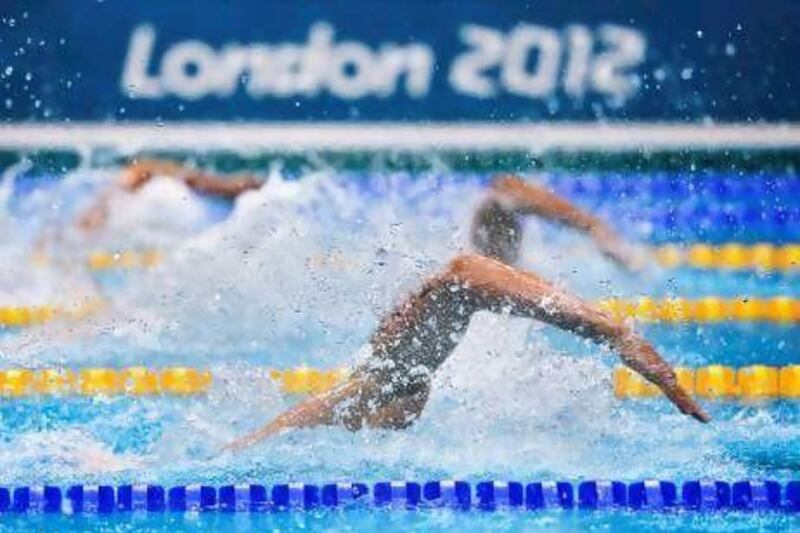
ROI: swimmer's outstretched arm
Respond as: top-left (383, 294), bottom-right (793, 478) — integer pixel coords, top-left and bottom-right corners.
top-left (432, 254), bottom-right (709, 422)
top-left (76, 159), bottom-right (261, 231)
top-left (225, 254), bottom-right (708, 452)
top-left (118, 159), bottom-right (262, 197)
top-left (485, 174), bottom-right (640, 269)
top-left (221, 378), bottom-right (367, 452)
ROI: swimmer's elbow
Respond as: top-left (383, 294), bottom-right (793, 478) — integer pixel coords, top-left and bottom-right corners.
top-left (490, 174), bottom-right (525, 193)
top-left (445, 254), bottom-right (490, 280)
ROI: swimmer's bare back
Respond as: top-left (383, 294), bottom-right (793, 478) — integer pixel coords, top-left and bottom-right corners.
top-left (224, 254), bottom-right (708, 452)
top-left (76, 159), bottom-right (262, 232)
top-left (472, 175), bottom-right (642, 270)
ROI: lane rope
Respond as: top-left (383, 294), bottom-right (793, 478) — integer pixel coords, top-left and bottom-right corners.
top-left (597, 297), bottom-right (800, 323)
top-left (0, 300), bottom-right (104, 327)
top-left (4, 365), bottom-right (799, 399)
top-left (653, 243), bottom-right (800, 271)
top-left (614, 365), bottom-right (800, 399)
top-left (33, 244), bottom-right (800, 273)
top-left (0, 479), bottom-right (798, 513)
top-left (275, 365), bottom-right (800, 399)
top-left (5, 295), bottom-right (800, 328)
top-left (0, 367), bottom-right (212, 397)
top-left (86, 250), bottom-right (163, 271)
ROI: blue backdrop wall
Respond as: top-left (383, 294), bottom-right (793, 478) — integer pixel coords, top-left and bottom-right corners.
top-left (1, 1), bottom-right (798, 123)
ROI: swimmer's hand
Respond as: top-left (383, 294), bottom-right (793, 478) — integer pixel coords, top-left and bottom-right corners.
top-left (614, 333), bottom-right (710, 423)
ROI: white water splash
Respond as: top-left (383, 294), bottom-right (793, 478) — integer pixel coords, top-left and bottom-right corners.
top-left (0, 166), bottom-right (793, 484)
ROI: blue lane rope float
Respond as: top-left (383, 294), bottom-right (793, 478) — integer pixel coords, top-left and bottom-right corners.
top-left (0, 480), bottom-right (798, 513)
top-left (550, 174), bottom-right (800, 206)
top-left (546, 175), bottom-right (800, 241)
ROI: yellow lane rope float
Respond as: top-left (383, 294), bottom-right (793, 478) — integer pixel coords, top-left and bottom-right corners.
top-left (269, 368), bottom-right (350, 394)
top-left (2, 365), bottom-right (799, 399)
top-left (614, 365), bottom-right (800, 400)
top-left (278, 366), bottom-right (800, 398)
top-left (0, 367), bottom-right (338, 397)
top-left (653, 243), bottom-right (800, 271)
top-left (4, 296), bottom-right (800, 328)
top-left (0, 299), bottom-right (105, 328)
top-left (274, 365), bottom-right (800, 398)
top-left (0, 367), bottom-right (212, 397)
top-left (86, 250), bottom-right (163, 271)
top-left (77, 244), bottom-right (800, 272)
top-left (597, 297), bottom-right (800, 323)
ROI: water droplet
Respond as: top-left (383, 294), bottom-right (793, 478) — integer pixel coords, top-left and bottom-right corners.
top-left (725, 43), bottom-right (736, 56)
top-left (3, 66), bottom-right (12, 76)
top-left (696, 30), bottom-right (703, 39)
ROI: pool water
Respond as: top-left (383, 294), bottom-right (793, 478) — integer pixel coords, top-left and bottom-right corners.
top-left (0, 164), bottom-right (798, 530)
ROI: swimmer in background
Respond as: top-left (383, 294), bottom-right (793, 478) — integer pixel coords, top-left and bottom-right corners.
top-left (222, 174), bottom-right (709, 451)
top-left (32, 159), bottom-right (261, 264)
top-left (74, 159), bottom-right (262, 232)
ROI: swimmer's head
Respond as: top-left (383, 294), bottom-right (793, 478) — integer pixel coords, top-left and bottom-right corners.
top-left (470, 199), bottom-right (522, 265)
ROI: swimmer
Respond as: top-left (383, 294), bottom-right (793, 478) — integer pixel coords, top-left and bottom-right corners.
top-left (224, 175), bottom-right (709, 451)
top-left (75, 159), bottom-right (262, 232)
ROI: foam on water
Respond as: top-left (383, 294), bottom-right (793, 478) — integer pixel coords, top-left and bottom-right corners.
top-left (0, 165), bottom-right (797, 485)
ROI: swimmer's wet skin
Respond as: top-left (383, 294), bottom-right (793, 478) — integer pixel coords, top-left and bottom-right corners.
top-left (472, 175), bottom-right (641, 269)
top-left (224, 176), bottom-right (707, 452)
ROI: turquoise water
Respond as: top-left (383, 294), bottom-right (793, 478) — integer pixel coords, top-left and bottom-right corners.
top-left (0, 165), bottom-right (798, 529)
top-left (4, 508), bottom-right (800, 532)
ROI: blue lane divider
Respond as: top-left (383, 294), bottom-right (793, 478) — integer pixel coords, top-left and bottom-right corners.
top-left (548, 174), bottom-right (800, 206)
top-left (543, 175), bottom-right (800, 243)
top-left (0, 480), bottom-right (797, 513)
